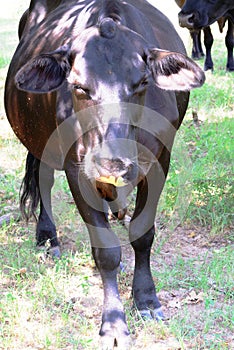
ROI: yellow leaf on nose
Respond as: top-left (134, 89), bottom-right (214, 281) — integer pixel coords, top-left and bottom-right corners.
top-left (115, 176), bottom-right (126, 187)
top-left (96, 176), bottom-right (127, 187)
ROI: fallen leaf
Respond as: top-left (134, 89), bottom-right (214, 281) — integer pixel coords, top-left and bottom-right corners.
top-left (18, 267), bottom-right (27, 275)
top-left (188, 231), bottom-right (196, 238)
top-left (182, 291), bottom-right (204, 305)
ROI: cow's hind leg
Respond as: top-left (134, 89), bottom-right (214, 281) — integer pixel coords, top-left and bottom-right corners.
top-left (203, 26), bottom-right (214, 71)
top-left (36, 163), bottom-right (60, 257)
top-left (190, 30), bottom-right (204, 60)
top-left (20, 152), bottom-right (60, 257)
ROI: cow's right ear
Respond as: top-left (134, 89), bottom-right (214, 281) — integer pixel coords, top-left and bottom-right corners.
top-left (15, 47), bottom-right (71, 93)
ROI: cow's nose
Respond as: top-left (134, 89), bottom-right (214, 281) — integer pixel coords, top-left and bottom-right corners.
top-left (178, 13), bottom-right (195, 29)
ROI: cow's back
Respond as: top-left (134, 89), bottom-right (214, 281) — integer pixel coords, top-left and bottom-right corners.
top-left (127, 0), bottom-right (186, 54)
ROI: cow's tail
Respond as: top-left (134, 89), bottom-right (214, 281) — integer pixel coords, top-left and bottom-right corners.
top-left (20, 152), bottom-right (40, 221)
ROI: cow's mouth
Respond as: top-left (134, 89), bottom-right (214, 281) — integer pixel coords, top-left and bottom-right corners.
top-left (95, 176), bottom-right (127, 201)
top-left (95, 177), bottom-right (129, 220)
top-left (95, 180), bottom-right (118, 201)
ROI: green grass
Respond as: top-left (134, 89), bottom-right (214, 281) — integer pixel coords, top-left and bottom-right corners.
top-left (158, 116), bottom-right (234, 235)
top-left (156, 38), bottom-right (234, 235)
top-left (0, 19), bottom-right (20, 69)
top-left (154, 246), bottom-right (234, 295)
top-left (0, 2), bottom-right (234, 349)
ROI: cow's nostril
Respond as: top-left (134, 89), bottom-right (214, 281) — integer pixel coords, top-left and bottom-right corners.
top-left (179, 13), bottom-right (196, 28)
top-left (187, 13), bottom-right (195, 24)
top-left (123, 162), bottom-right (138, 182)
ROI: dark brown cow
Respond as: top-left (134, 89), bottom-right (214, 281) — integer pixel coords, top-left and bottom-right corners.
top-left (175, 0), bottom-right (234, 71)
top-left (4, 0), bottom-right (205, 347)
top-left (175, 0), bottom-right (205, 60)
top-left (178, 0), bottom-right (234, 71)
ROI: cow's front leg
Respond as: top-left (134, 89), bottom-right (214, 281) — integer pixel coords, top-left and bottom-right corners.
top-left (129, 162), bottom-right (167, 321)
top-left (130, 227), bottom-right (164, 321)
top-left (92, 246), bottom-right (130, 349)
top-left (65, 168), bottom-right (130, 349)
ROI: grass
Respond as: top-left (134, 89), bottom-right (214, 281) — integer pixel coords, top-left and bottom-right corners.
top-left (159, 116), bottom-right (234, 235)
top-left (0, 2), bottom-right (234, 349)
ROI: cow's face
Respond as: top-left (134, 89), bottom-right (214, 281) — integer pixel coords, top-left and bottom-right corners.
top-left (69, 20), bottom-right (148, 105)
top-left (15, 18), bottom-right (205, 198)
top-left (67, 20), bottom-right (152, 192)
top-left (178, 0), bottom-right (234, 29)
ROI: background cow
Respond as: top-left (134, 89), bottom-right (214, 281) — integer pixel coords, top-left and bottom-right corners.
top-left (4, 0), bottom-right (205, 347)
top-left (179, 0), bottom-right (234, 71)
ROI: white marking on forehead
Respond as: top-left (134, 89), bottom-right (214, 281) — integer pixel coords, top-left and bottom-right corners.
top-left (96, 83), bottom-right (122, 104)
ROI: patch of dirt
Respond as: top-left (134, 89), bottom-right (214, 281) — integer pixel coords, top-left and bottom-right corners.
top-left (1, 213), bottom-right (233, 349)
top-left (55, 219), bottom-right (233, 349)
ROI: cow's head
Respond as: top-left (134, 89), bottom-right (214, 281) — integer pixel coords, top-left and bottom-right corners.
top-left (178, 0), bottom-right (234, 29)
top-left (15, 18), bottom-right (205, 200)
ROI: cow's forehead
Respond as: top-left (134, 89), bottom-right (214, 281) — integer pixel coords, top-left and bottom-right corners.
top-left (76, 25), bottom-right (144, 59)
top-left (70, 24), bottom-right (146, 89)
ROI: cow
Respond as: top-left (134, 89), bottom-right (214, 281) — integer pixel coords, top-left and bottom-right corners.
top-left (175, 0), bottom-right (205, 60)
top-left (178, 0), bottom-right (234, 71)
top-left (4, 0), bottom-right (205, 347)
top-left (175, 0), bottom-right (233, 71)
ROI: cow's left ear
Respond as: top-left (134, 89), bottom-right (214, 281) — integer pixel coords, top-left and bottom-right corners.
top-left (147, 48), bottom-right (205, 91)
top-left (15, 46), bottom-right (71, 93)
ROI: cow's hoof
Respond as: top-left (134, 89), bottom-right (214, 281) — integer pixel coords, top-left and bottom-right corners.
top-left (140, 307), bottom-right (165, 321)
top-left (139, 309), bottom-right (152, 319)
top-left (49, 246), bottom-right (61, 259)
top-left (152, 307), bottom-right (165, 321)
top-left (99, 318), bottom-right (130, 350)
top-left (204, 64), bottom-right (213, 71)
top-left (100, 333), bottom-right (131, 350)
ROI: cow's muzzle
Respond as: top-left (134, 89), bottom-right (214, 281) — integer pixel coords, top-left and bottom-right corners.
top-left (94, 157), bottom-right (138, 183)
top-left (178, 12), bottom-right (196, 29)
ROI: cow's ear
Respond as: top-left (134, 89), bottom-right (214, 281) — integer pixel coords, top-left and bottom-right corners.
top-left (15, 47), bottom-right (71, 93)
top-left (147, 48), bottom-right (205, 91)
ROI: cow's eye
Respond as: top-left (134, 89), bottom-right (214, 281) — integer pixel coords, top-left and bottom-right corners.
top-left (74, 85), bottom-right (89, 93)
top-left (74, 85), bottom-right (91, 98)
